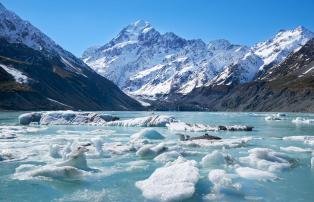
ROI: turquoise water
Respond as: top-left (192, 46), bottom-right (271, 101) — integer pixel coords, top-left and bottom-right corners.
top-left (1, 111), bottom-right (314, 202)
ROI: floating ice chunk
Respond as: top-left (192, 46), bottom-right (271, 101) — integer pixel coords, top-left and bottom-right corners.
top-left (62, 141), bottom-right (74, 160)
top-left (167, 122), bottom-right (217, 132)
top-left (311, 157), bottom-right (314, 168)
top-left (0, 132), bottom-right (16, 139)
top-left (239, 148), bottom-right (291, 172)
top-left (283, 136), bottom-right (314, 145)
top-left (106, 115), bottom-right (176, 127)
top-left (21, 165), bottom-right (88, 180)
top-left (131, 128), bottom-right (165, 140)
top-left (18, 112), bottom-right (42, 125)
top-left (49, 144), bottom-right (62, 158)
top-left (280, 146), bottom-right (312, 153)
top-left (182, 137), bottom-right (252, 149)
top-left (19, 111), bottom-right (119, 125)
top-left (91, 137), bottom-right (104, 154)
top-left (292, 117), bottom-right (314, 124)
top-left (15, 147), bottom-right (92, 180)
top-left (265, 115), bottom-right (282, 121)
top-left (0, 150), bottom-right (15, 161)
top-left (135, 157), bottom-right (199, 201)
top-left (208, 169), bottom-right (241, 193)
top-left (235, 167), bottom-right (277, 181)
top-left (15, 164), bottom-right (38, 173)
top-left (56, 147), bottom-right (91, 171)
top-left (136, 143), bottom-right (167, 158)
top-left (201, 150), bottom-right (232, 168)
top-left (124, 160), bottom-right (149, 172)
top-left (166, 122), bottom-right (253, 132)
top-left (265, 113), bottom-right (286, 121)
top-left (154, 151), bottom-right (182, 163)
top-left (102, 142), bottom-right (135, 155)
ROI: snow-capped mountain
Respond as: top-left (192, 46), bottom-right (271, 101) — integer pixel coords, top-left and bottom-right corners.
top-left (82, 20), bottom-right (250, 98)
top-left (208, 52), bottom-right (264, 86)
top-left (82, 20), bottom-right (314, 99)
top-left (253, 26), bottom-right (314, 78)
top-left (0, 3), bottom-right (142, 110)
top-left (0, 3), bottom-right (90, 75)
top-left (208, 26), bottom-right (314, 86)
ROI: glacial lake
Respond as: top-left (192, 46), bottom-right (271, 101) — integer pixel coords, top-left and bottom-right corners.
top-left (1, 111), bottom-right (314, 202)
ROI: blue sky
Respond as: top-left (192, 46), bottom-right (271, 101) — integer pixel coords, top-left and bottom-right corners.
top-left (2, 0), bottom-right (314, 56)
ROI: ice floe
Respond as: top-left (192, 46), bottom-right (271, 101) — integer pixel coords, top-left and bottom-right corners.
top-left (49, 144), bottom-right (62, 158)
top-left (0, 150), bottom-right (15, 161)
top-left (201, 150), bottom-right (233, 168)
top-left (235, 167), bottom-right (277, 181)
top-left (131, 128), bottom-right (165, 141)
top-left (136, 143), bottom-right (167, 158)
top-left (239, 148), bottom-right (291, 172)
top-left (19, 111), bottom-right (119, 125)
top-left (14, 147), bottom-right (94, 180)
top-left (167, 122), bottom-right (253, 132)
top-left (102, 142), bottom-right (135, 155)
top-left (0, 132), bottom-right (16, 139)
top-left (208, 169), bottom-right (241, 194)
top-left (181, 137), bottom-right (252, 149)
top-left (106, 115), bottom-right (176, 127)
top-left (283, 136), bottom-right (314, 145)
top-left (292, 117), bottom-right (314, 124)
top-left (135, 157), bottom-right (199, 201)
top-left (280, 146), bottom-right (312, 153)
top-left (265, 113), bottom-right (286, 121)
top-left (154, 151), bottom-right (182, 163)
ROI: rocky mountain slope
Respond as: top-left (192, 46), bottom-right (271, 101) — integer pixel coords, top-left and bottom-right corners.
top-left (158, 39), bottom-right (314, 112)
top-left (0, 3), bottom-right (142, 110)
top-left (82, 21), bottom-right (314, 101)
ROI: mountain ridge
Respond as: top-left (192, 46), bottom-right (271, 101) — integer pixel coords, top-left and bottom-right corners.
top-left (0, 3), bottom-right (143, 111)
top-left (82, 20), bottom-right (314, 101)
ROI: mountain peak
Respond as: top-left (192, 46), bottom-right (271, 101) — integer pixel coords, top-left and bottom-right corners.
top-left (208, 39), bottom-right (232, 50)
top-left (110, 20), bottom-right (154, 44)
top-left (125, 20), bottom-right (153, 34)
top-left (132, 20), bottom-right (151, 29)
top-left (275, 25), bottom-right (314, 38)
top-left (0, 2), bottom-right (7, 12)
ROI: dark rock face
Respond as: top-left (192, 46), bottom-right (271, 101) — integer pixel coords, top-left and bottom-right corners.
top-left (0, 39), bottom-right (143, 110)
top-left (152, 39), bottom-right (314, 112)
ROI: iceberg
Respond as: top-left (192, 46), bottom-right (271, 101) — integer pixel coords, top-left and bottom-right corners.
top-left (239, 148), bottom-right (291, 172)
top-left (208, 169), bottom-right (241, 193)
top-left (0, 150), bottom-right (15, 161)
top-left (200, 150), bottom-right (233, 168)
top-left (135, 157), bottom-right (199, 201)
top-left (106, 115), bottom-right (176, 127)
top-left (292, 117), bottom-right (314, 124)
top-left (15, 147), bottom-right (93, 180)
top-left (49, 144), bottom-right (62, 158)
top-left (131, 128), bottom-right (165, 140)
top-left (154, 151), bottom-right (182, 163)
top-left (136, 143), bottom-right (167, 158)
top-left (19, 111), bottom-right (119, 125)
top-left (181, 137), bottom-right (252, 149)
top-left (0, 132), bottom-right (16, 139)
top-left (283, 136), bottom-right (314, 145)
top-left (235, 167), bottom-right (277, 181)
top-left (167, 122), bottom-right (253, 132)
top-left (280, 146), bottom-right (312, 153)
